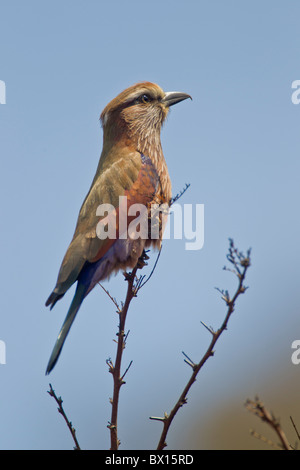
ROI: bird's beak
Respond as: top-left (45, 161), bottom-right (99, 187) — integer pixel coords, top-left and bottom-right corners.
top-left (162, 91), bottom-right (192, 107)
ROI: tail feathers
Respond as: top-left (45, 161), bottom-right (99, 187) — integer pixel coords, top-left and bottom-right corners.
top-left (45, 291), bottom-right (64, 310)
top-left (46, 283), bottom-right (87, 375)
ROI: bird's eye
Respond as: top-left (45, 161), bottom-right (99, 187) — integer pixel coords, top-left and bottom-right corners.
top-left (140, 94), bottom-right (151, 104)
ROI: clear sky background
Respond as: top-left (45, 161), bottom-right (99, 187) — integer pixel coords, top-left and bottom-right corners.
top-left (1, 0), bottom-right (300, 450)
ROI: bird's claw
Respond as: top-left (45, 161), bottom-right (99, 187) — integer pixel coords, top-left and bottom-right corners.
top-left (137, 250), bottom-right (150, 269)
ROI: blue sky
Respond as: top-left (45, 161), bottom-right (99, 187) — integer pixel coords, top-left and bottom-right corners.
top-left (1, 0), bottom-right (300, 450)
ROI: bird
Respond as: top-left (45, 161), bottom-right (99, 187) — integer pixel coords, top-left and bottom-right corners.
top-left (45, 81), bottom-right (191, 374)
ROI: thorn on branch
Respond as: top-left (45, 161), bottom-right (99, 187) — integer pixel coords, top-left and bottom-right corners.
top-left (106, 357), bottom-right (114, 373)
top-left (150, 412), bottom-right (169, 422)
top-left (107, 422), bottom-right (116, 430)
top-left (200, 321), bottom-right (216, 336)
top-left (98, 283), bottom-right (121, 313)
top-left (215, 287), bottom-right (231, 304)
top-left (182, 351), bottom-right (197, 370)
top-left (124, 330), bottom-right (130, 344)
top-left (121, 360), bottom-right (133, 381)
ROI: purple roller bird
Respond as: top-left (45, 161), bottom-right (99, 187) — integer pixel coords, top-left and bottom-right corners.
top-left (45, 82), bottom-right (191, 374)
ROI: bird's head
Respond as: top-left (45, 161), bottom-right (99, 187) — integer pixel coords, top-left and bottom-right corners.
top-left (100, 82), bottom-right (191, 154)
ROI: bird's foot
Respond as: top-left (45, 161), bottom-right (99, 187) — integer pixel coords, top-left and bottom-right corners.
top-left (123, 271), bottom-right (132, 281)
top-left (137, 250), bottom-right (150, 269)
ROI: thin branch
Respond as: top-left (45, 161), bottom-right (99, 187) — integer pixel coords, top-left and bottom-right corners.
top-left (290, 415), bottom-right (300, 442)
top-left (200, 320), bottom-right (215, 335)
top-left (245, 397), bottom-right (292, 450)
top-left (137, 247), bottom-right (162, 291)
top-left (106, 246), bottom-right (163, 450)
top-left (121, 360), bottom-right (133, 381)
top-left (47, 383), bottom-right (81, 450)
top-left (181, 351), bottom-right (196, 370)
top-left (98, 283), bottom-right (121, 313)
top-left (249, 429), bottom-right (282, 450)
top-left (107, 264), bottom-right (138, 450)
top-left (108, 248), bottom-right (151, 450)
top-left (152, 239), bottom-right (251, 450)
top-left (170, 183), bottom-right (191, 206)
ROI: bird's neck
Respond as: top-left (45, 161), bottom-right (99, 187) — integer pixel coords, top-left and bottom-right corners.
top-left (134, 131), bottom-right (172, 204)
top-left (103, 123), bottom-right (171, 202)
top-left (136, 130), bottom-right (163, 166)
top-left (103, 121), bottom-right (163, 166)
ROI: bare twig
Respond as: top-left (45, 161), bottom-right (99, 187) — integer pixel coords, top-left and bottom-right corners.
top-left (245, 397), bottom-right (291, 450)
top-left (151, 239), bottom-right (251, 450)
top-left (170, 183), bottom-right (190, 206)
top-left (47, 383), bottom-right (81, 450)
top-left (98, 283), bottom-right (121, 313)
top-left (249, 429), bottom-right (282, 450)
top-left (290, 415), bottom-right (300, 443)
top-left (107, 265), bottom-right (138, 450)
top-left (108, 249), bottom-right (152, 450)
top-left (137, 247), bottom-right (162, 291)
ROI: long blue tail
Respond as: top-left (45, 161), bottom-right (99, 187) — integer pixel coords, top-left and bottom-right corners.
top-left (46, 283), bottom-right (87, 375)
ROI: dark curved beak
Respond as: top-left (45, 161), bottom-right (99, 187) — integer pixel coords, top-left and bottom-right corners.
top-left (162, 91), bottom-right (192, 107)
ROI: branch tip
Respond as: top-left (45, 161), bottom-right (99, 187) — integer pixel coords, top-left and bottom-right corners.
top-left (47, 383), bottom-right (81, 450)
